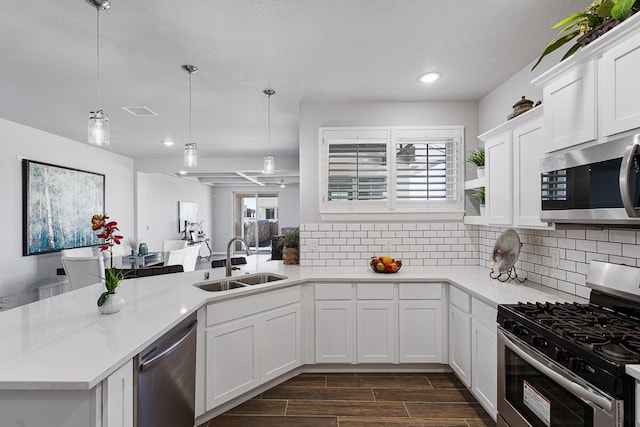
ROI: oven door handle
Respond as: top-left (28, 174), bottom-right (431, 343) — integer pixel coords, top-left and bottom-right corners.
top-left (499, 330), bottom-right (613, 412)
top-left (619, 141), bottom-right (640, 217)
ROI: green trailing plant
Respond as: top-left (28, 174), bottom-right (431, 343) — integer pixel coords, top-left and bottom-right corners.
top-left (472, 187), bottom-right (486, 205)
top-left (532, 0), bottom-right (637, 70)
top-left (466, 148), bottom-right (485, 167)
top-left (278, 229), bottom-right (299, 249)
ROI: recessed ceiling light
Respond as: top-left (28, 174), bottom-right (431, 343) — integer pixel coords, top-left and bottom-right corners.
top-left (419, 72), bottom-right (441, 84)
top-left (178, 170), bottom-right (187, 175)
top-left (162, 140), bottom-right (175, 146)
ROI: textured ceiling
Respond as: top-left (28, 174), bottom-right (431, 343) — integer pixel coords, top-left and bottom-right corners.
top-left (0, 0), bottom-right (586, 185)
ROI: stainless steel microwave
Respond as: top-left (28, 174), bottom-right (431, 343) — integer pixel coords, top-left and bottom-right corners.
top-left (540, 134), bottom-right (640, 226)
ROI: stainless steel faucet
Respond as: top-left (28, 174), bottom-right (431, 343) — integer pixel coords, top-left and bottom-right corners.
top-left (226, 236), bottom-right (252, 277)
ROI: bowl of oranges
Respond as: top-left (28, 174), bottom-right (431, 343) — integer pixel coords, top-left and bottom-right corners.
top-left (370, 256), bottom-right (402, 273)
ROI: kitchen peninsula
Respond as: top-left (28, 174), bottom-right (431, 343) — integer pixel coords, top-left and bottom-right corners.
top-left (0, 261), bottom-right (580, 427)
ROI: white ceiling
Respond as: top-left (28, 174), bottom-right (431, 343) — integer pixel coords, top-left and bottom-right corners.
top-left (1, 0), bottom-right (586, 186)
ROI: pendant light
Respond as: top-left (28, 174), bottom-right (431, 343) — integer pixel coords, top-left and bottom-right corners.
top-left (263, 89), bottom-right (276, 175)
top-left (279, 179), bottom-right (287, 188)
top-left (87, 0), bottom-right (111, 146)
top-left (182, 65), bottom-right (198, 167)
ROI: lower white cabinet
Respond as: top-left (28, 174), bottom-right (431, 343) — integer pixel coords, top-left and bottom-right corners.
top-left (357, 300), bottom-right (395, 363)
top-left (315, 283), bottom-right (354, 363)
top-left (399, 300), bottom-right (443, 363)
top-left (203, 287), bottom-right (302, 411)
top-left (449, 303), bottom-right (472, 387)
top-left (102, 359), bottom-right (134, 427)
top-left (471, 317), bottom-right (497, 419)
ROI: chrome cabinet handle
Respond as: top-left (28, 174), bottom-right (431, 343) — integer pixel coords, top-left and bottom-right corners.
top-left (499, 330), bottom-right (613, 412)
top-left (619, 141), bottom-right (640, 217)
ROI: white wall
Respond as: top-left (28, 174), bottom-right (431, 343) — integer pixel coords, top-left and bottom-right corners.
top-left (135, 172), bottom-right (213, 254)
top-left (299, 101), bottom-right (479, 223)
top-left (210, 184), bottom-right (300, 253)
top-left (0, 117), bottom-right (134, 308)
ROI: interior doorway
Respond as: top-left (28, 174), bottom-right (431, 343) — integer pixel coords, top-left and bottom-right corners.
top-left (234, 192), bottom-right (279, 254)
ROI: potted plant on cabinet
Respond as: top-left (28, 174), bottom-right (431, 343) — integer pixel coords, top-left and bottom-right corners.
top-left (278, 229), bottom-right (299, 265)
top-left (92, 214), bottom-right (126, 314)
top-left (466, 147), bottom-right (485, 179)
top-left (472, 187), bottom-right (486, 216)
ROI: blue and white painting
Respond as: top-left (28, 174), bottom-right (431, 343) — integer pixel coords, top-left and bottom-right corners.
top-left (23, 160), bottom-right (105, 255)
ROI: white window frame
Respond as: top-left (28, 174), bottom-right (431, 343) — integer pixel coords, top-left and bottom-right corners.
top-left (319, 126), bottom-right (465, 221)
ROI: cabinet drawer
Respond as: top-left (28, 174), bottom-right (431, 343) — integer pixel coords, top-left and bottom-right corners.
top-left (472, 297), bottom-right (497, 331)
top-left (207, 287), bottom-right (300, 326)
top-left (399, 283), bottom-right (441, 300)
top-left (449, 286), bottom-right (470, 313)
top-left (357, 283), bottom-right (394, 300)
top-left (315, 283), bottom-right (353, 300)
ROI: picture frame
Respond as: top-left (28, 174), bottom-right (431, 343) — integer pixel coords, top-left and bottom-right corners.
top-left (22, 159), bottom-right (105, 256)
top-left (178, 201), bottom-right (198, 233)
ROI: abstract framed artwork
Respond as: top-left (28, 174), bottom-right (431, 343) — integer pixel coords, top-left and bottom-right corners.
top-left (178, 201), bottom-right (198, 233)
top-left (22, 159), bottom-right (105, 256)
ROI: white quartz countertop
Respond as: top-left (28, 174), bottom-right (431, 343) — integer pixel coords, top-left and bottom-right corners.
top-left (0, 259), bottom-right (583, 390)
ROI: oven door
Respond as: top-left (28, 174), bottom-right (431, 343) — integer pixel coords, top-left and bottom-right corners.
top-left (498, 329), bottom-right (622, 427)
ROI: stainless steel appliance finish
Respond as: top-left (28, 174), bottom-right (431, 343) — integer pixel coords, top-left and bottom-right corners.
top-left (497, 261), bottom-right (640, 427)
top-left (540, 134), bottom-right (640, 225)
top-left (135, 313), bottom-right (197, 427)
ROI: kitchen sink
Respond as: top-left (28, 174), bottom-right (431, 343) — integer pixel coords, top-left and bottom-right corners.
top-left (194, 273), bottom-right (287, 292)
top-left (235, 273), bottom-right (288, 286)
top-left (194, 280), bottom-right (247, 292)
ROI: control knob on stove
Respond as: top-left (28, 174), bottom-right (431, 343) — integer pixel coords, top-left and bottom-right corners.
top-left (529, 334), bottom-right (547, 347)
top-left (554, 348), bottom-right (566, 362)
top-left (568, 357), bottom-right (585, 372)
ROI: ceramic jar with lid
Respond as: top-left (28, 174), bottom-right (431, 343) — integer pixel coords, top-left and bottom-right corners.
top-left (508, 96), bottom-right (538, 120)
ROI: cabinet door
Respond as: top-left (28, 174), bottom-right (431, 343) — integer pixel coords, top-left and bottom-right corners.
top-left (103, 359), bottom-right (133, 427)
top-left (485, 133), bottom-right (513, 225)
top-left (513, 118), bottom-right (548, 228)
top-left (449, 304), bottom-right (471, 387)
top-left (600, 32), bottom-right (640, 137)
top-left (315, 300), bottom-right (354, 363)
top-left (471, 319), bottom-right (498, 420)
top-left (543, 60), bottom-right (597, 152)
top-left (205, 316), bottom-right (259, 410)
top-left (357, 301), bottom-right (396, 363)
top-left (399, 300), bottom-right (442, 363)
top-left (260, 303), bottom-right (302, 383)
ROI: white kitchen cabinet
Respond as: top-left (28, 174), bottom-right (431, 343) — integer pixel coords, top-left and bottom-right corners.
top-left (203, 287), bottom-right (302, 410)
top-left (398, 283), bottom-right (443, 363)
top-left (315, 283), bottom-right (354, 363)
top-left (471, 298), bottom-right (498, 421)
top-left (449, 303), bottom-right (472, 387)
top-left (600, 31), bottom-right (640, 137)
top-left (541, 60), bottom-right (597, 152)
top-left (102, 359), bottom-right (134, 427)
top-left (357, 300), bottom-right (395, 362)
top-left (479, 107), bottom-right (550, 229)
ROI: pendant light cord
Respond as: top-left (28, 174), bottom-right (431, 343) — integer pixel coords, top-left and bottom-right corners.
top-left (189, 72), bottom-right (192, 143)
top-left (96, 8), bottom-right (101, 110)
top-left (267, 92), bottom-right (271, 154)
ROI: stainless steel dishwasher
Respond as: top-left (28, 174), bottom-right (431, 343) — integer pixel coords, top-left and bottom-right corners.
top-left (135, 313), bottom-right (197, 427)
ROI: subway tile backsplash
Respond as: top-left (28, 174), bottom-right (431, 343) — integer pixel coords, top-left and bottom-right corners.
top-left (299, 223), bottom-right (640, 299)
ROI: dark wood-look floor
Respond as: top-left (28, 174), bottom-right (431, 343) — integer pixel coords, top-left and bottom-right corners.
top-left (198, 373), bottom-right (495, 427)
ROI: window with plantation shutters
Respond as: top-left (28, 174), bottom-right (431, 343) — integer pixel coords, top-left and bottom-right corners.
top-left (320, 127), bottom-right (464, 219)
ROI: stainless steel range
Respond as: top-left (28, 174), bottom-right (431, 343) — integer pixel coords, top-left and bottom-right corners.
top-left (497, 261), bottom-right (640, 427)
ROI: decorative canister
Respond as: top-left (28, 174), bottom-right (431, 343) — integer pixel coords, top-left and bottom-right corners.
top-left (508, 96), bottom-right (538, 120)
top-left (138, 242), bottom-right (149, 256)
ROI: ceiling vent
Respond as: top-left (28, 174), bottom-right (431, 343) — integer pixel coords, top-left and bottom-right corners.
top-left (121, 106), bottom-right (158, 117)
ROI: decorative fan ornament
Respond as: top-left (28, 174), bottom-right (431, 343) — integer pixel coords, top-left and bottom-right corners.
top-left (490, 228), bottom-right (525, 282)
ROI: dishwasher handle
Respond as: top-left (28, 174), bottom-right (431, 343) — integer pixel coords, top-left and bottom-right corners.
top-left (140, 321), bottom-right (197, 372)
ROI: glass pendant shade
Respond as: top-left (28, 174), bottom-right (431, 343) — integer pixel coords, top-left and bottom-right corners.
top-left (264, 153), bottom-right (275, 175)
top-left (279, 178), bottom-right (286, 188)
top-left (88, 110), bottom-right (110, 146)
top-left (184, 143), bottom-right (198, 167)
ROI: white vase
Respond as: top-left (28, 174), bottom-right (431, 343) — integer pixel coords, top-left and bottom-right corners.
top-left (97, 292), bottom-right (125, 315)
top-left (480, 204), bottom-right (486, 216)
top-left (477, 166), bottom-right (485, 179)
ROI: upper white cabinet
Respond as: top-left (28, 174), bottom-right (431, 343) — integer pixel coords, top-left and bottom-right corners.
top-left (479, 107), bottom-right (549, 229)
top-left (533, 14), bottom-right (640, 151)
top-left (541, 60), bottom-right (597, 152)
top-left (600, 31), bottom-right (640, 137)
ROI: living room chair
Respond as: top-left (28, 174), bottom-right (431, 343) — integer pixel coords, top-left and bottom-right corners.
top-left (182, 244), bottom-right (201, 272)
top-left (162, 240), bottom-right (188, 264)
top-left (165, 248), bottom-right (187, 266)
top-left (61, 247), bottom-right (94, 257)
top-left (61, 256), bottom-right (105, 290)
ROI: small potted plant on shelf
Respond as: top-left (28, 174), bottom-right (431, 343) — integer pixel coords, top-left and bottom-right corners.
top-left (472, 187), bottom-right (486, 216)
top-left (466, 147), bottom-right (485, 179)
top-left (278, 229), bottom-right (299, 265)
top-left (126, 237), bottom-right (140, 257)
top-left (92, 214), bottom-right (126, 314)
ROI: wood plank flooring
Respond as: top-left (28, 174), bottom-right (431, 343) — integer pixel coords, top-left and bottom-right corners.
top-left (199, 373), bottom-right (495, 427)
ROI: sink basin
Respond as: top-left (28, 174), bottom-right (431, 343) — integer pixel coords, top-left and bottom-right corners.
top-left (193, 273), bottom-right (287, 292)
top-left (194, 280), bottom-right (247, 292)
top-left (235, 273), bottom-right (288, 286)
